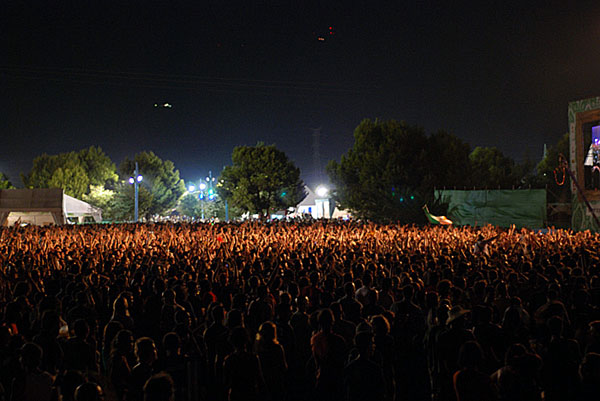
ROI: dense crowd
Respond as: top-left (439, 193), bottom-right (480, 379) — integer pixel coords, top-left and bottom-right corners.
top-left (1, 221), bottom-right (600, 401)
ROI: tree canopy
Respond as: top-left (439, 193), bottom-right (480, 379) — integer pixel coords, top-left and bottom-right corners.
top-left (218, 143), bottom-right (306, 217)
top-left (0, 173), bottom-right (14, 189)
top-left (119, 151), bottom-right (186, 218)
top-left (21, 146), bottom-right (117, 198)
top-left (327, 119), bottom-right (546, 222)
top-left (469, 146), bottom-right (521, 188)
top-left (327, 119), bottom-right (441, 221)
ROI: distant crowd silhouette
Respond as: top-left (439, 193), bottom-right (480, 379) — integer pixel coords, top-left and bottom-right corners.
top-left (1, 221), bottom-right (600, 401)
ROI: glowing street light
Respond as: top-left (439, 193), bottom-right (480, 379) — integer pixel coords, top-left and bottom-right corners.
top-left (128, 162), bottom-right (143, 222)
top-left (188, 185), bottom-right (196, 192)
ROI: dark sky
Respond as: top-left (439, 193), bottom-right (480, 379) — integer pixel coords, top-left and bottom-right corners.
top-left (3, 0), bottom-right (600, 188)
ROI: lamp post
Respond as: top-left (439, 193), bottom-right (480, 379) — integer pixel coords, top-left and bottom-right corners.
top-left (198, 182), bottom-right (207, 220)
top-left (128, 162), bottom-right (143, 222)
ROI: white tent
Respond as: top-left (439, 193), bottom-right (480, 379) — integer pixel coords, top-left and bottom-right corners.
top-left (293, 186), bottom-right (351, 219)
top-left (0, 189), bottom-right (102, 226)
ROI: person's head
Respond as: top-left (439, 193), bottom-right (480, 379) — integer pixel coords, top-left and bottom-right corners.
top-left (135, 337), bottom-right (158, 365)
top-left (162, 332), bottom-right (180, 356)
top-left (161, 289), bottom-right (176, 305)
top-left (370, 314), bottom-right (390, 336)
top-left (41, 309), bottom-right (61, 336)
top-left (143, 373), bottom-right (174, 401)
top-left (226, 309), bottom-right (244, 329)
top-left (112, 295), bottom-right (130, 317)
top-left (457, 341), bottom-right (483, 369)
top-left (210, 304), bottom-right (225, 324)
top-left (20, 342), bottom-right (43, 371)
top-left (344, 282), bottom-right (355, 297)
top-left (580, 352), bottom-right (600, 383)
top-left (256, 321), bottom-right (278, 345)
top-left (354, 331), bottom-right (373, 358)
top-left (61, 370), bottom-right (86, 401)
top-left (73, 319), bottom-right (89, 339)
top-left (111, 329), bottom-right (134, 355)
top-left (75, 382), bottom-right (104, 401)
top-left (102, 320), bottom-right (124, 350)
top-left (504, 343), bottom-right (527, 366)
top-left (317, 308), bottom-right (334, 331)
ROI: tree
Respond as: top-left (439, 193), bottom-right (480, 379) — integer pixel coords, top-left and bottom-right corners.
top-left (48, 164), bottom-right (90, 198)
top-left (21, 147), bottom-right (117, 198)
top-left (119, 152), bottom-right (186, 218)
top-left (82, 185), bottom-right (115, 220)
top-left (178, 193), bottom-right (201, 218)
top-left (328, 119), bottom-right (449, 222)
top-left (218, 143), bottom-right (306, 217)
top-left (78, 146), bottom-right (118, 187)
top-left (424, 130), bottom-right (473, 189)
top-left (108, 183), bottom-right (154, 221)
top-left (469, 147), bottom-right (521, 188)
top-left (0, 172), bottom-right (14, 189)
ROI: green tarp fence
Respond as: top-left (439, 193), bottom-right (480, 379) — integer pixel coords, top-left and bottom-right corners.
top-left (435, 189), bottom-right (547, 229)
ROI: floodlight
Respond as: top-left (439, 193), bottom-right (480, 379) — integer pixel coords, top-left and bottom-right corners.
top-left (316, 185), bottom-right (329, 198)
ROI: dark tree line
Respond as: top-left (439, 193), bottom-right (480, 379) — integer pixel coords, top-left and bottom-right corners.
top-left (327, 119), bottom-right (566, 222)
top-left (4, 120), bottom-right (567, 223)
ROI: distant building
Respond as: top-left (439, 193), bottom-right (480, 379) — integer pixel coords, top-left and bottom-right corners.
top-left (294, 186), bottom-right (351, 219)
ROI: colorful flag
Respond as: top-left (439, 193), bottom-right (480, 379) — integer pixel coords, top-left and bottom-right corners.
top-left (423, 205), bottom-right (453, 225)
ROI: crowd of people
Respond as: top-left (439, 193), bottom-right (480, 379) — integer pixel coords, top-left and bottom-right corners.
top-left (1, 221), bottom-right (600, 401)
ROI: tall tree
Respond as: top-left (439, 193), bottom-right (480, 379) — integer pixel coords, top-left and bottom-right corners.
top-left (21, 147), bottom-right (117, 198)
top-left (178, 193), bottom-right (202, 218)
top-left (108, 182), bottom-right (154, 221)
top-left (0, 172), bottom-right (14, 189)
top-left (469, 146), bottom-right (520, 188)
top-left (119, 151), bottom-right (186, 217)
top-left (327, 119), bottom-right (436, 222)
top-left (218, 143), bottom-right (306, 217)
top-left (78, 146), bottom-right (118, 187)
top-left (424, 130), bottom-right (473, 189)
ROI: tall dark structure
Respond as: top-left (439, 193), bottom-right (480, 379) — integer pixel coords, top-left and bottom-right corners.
top-left (311, 127), bottom-right (322, 184)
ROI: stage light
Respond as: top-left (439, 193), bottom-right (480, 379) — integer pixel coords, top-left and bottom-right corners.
top-left (316, 185), bottom-right (328, 198)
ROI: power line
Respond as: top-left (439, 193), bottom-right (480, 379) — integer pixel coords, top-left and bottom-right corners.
top-left (0, 65), bottom-right (381, 95)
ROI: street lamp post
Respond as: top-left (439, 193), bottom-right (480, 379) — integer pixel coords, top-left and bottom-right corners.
top-left (128, 162), bottom-right (143, 222)
top-left (198, 182), bottom-right (207, 220)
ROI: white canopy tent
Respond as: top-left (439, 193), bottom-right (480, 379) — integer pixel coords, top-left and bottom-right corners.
top-left (0, 189), bottom-right (102, 226)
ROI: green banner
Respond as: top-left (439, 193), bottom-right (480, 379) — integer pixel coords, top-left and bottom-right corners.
top-left (435, 189), bottom-right (547, 228)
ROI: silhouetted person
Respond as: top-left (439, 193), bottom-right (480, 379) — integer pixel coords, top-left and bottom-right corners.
top-left (344, 331), bottom-right (385, 401)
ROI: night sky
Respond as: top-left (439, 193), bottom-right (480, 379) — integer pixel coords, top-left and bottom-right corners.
top-left (2, 1), bottom-right (600, 188)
